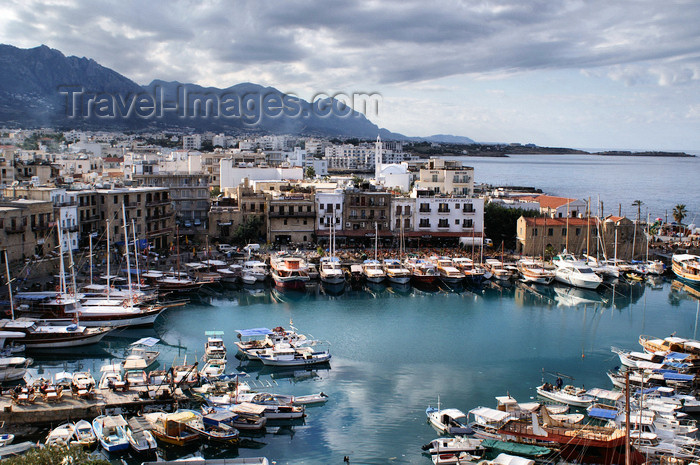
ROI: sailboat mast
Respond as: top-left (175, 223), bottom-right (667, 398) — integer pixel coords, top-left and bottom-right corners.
top-left (106, 219), bottom-right (111, 300)
top-left (121, 202), bottom-right (134, 308)
top-left (614, 228), bottom-right (618, 264)
top-left (176, 225), bottom-right (181, 276)
top-left (131, 219), bottom-right (140, 290)
top-left (57, 225), bottom-right (66, 295)
top-left (586, 198), bottom-right (591, 261)
top-left (89, 233), bottom-right (93, 286)
top-left (4, 249), bottom-right (14, 320)
top-left (66, 229), bottom-right (78, 298)
top-left (631, 214), bottom-right (637, 261)
top-left (566, 202), bottom-right (570, 252)
top-left (374, 222), bottom-right (378, 261)
top-left (646, 213), bottom-right (650, 263)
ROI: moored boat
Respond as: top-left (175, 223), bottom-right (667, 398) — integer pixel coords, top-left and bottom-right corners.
top-left (672, 254), bottom-right (700, 284)
top-left (270, 256), bottom-right (310, 290)
top-left (92, 415), bottom-right (130, 452)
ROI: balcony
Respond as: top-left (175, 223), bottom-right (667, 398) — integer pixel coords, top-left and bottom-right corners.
top-left (269, 211), bottom-right (315, 218)
top-left (147, 227), bottom-right (172, 237)
top-left (65, 225), bottom-right (79, 232)
top-left (146, 199), bottom-right (170, 206)
top-left (5, 225), bottom-right (26, 234)
top-left (438, 223), bottom-right (449, 228)
top-left (124, 202), bottom-right (139, 208)
top-left (437, 207), bottom-right (450, 213)
top-left (31, 223), bottom-right (51, 232)
top-left (462, 206), bottom-right (475, 213)
top-left (419, 207), bottom-right (431, 213)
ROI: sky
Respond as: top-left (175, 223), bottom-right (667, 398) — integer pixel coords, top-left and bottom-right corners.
top-left (2, 0), bottom-right (700, 150)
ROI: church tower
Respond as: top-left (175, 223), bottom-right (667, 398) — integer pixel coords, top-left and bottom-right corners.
top-left (374, 134), bottom-right (382, 182)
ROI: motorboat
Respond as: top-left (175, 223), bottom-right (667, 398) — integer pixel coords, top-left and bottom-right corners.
top-left (405, 258), bottom-right (439, 285)
top-left (306, 263), bottom-right (319, 280)
top-left (270, 256), bottom-right (310, 290)
top-left (552, 254), bottom-right (602, 289)
top-left (0, 318), bottom-right (112, 349)
top-left (201, 407), bottom-right (267, 432)
top-left (200, 359), bottom-right (227, 379)
top-left (536, 383), bottom-right (593, 407)
top-left (45, 423), bottom-right (75, 446)
top-left (98, 363), bottom-right (123, 390)
top-left (125, 416), bottom-right (157, 454)
top-left (235, 326), bottom-right (308, 360)
top-left (516, 259), bottom-right (554, 285)
top-left (362, 259), bottom-right (386, 284)
top-left (143, 411), bottom-right (200, 447)
top-left (484, 259), bottom-right (514, 281)
top-left (241, 261), bottom-right (269, 282)
top-left (72, 371), bottom-right (95, 391)
top-left (422, 436), bottom-right (484, 455)
top-left (0, 356), bottom-right (32, 382)
top-left (433, 257), bottom-right (464, 285)
top-left (672, 254), bottom-right (700, 284)
top-left (319, 257), bottom-right (345, 285)
top-left (426, 399), bottom-right (472, 435)
top-left (125, 337), bottom-right (160, 369)
top-left (383, 259), bottom-right (411, 284)
top-left (72, 419), bottom-right (97, 448)
top-left (452, 257), bottom-right (486, 284)
top-left (92, 415), bottom-right (130, 452)
top-left (176, 409), bottom-right (239, 447)
top-left (204, 331), bottom-right (226, 361)
top-left (258, 343), bottom-right (331, 367)
top-left (234, 392), bottom-right (305, 419)
top-left (466, 407), bottom-right (512, 440)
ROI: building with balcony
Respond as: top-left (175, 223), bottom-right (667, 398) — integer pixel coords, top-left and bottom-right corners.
top-left (0, 199), bottom-right (55, 266)
top-left (267, 194), bottom-right (316, 244)
top-left (414, 158), bottom-right (474, 196)
top-left (516, 216), bottom-right (601, 257)
top-left (315, 191), bottom-right (344, 246)
top-left (341, 188), bottom-right (392, 244)
top-left (408, 193), bottom-right (484, 245)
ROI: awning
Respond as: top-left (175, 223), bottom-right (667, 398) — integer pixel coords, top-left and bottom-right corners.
top-left (231, 402), bottom-right (267, 415)
top-left (131, 337), bottom-right (159, 347)
top-left (663, 372), bottom-right (695, 381)
top-left (586, 388), bottom-right (623, 402)
top-left (469, 407), bottom-right (510, 423)
top-left (236, 328), bottom-right (273, 337)
top-left (665, 352), bottom-right (690, 360)
top-left (587, 408), bottom-right (618, 420)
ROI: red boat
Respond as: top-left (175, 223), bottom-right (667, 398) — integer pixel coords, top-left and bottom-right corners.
top-left (270, 256), bottom-right (310, 290)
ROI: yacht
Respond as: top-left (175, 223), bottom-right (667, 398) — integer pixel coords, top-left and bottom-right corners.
top-left (0, 318), bottom-right (112, 349)
top-left (0, 356), bottom-right (32, 382)
top-left (405, 258), bottom-right (439, 285)
top-left (672, 254), bottom-right (700, 284)
top-left (270, 256), bottom-right (310, 290)
top-left (433, 257), bottom-right (463, 285)
top-left (242, 261), bottom-right (269, 282)
top-left (516, 259), bottom-right (555, 284)
top-left (484, 259), bottom-right (513, 281)
top-left (452, 257), bottom-right (486, 284)
top-left (552, 254), bottom-right (603, 289)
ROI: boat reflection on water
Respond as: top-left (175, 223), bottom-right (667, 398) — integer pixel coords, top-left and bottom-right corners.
top-left (670, 279), bottom-right (700, 303)
top-left (320, 281), bottom-right (346, 296)
top-left (553, 286), bottom-right (607, 308)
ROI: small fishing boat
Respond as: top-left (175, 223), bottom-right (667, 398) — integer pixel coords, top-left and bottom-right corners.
top-left (433, 257), bottom-right (464, 285)
top-left (200, 358), bottom-right (227, 378)
top-left (125, 337), bottom-right (160, 369)
top-left (0, 433), bottom-right (14, 447)
top-left (45, 423), bottom-right (75, 446)
top-left (125, 416), bottom-right (157, 454)
top-left (143, 411), bottom-right (200, 447)
top-left (258, 343), bottom-right (331, 367)
top-left (516, 259), bottom-right (555, 285)
top-left (92, 415), bottom-right (130, 452)
top-left (319, 257), bottom-right (346, 285)
top-left (72, 420), bottom-right (97, 448)
top-left (292, 392), bottom-right (329, 405)
top-left (0, 356), bottom-right (32, 382)
top-left (383, 259), bottom-right (411, 284)
top-left (178, 409), bottom-right (239, 447)
top-left (270, 256), bottom-right (310, 290)
top-left (536, 383), bottom-right (593, 408)
top-left (426, 399), bottom-right (472, 435)
top-left (235, 393), bottom-right (305, 419)
top-left (204, 331), bottom-right (226, 361)
top-left (98, 363), bottom-right (123, 390)
top-left (422, 436), bottom-right (484, 455)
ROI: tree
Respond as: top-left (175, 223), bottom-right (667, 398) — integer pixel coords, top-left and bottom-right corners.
top-left (233, 215), bottom-right (263, 243)
top-left (673, 204), bottom-right (688, 224)
top-left (2, 445), bottom-right (109, 465)
top-left (484, 202), bottom-right (541, 250)
top-left (631, 200), bottom-right (644, 222)
top-left (305, 167), bottom-right (316, 178)
top-left (210, 186), bottom-right (221, 198)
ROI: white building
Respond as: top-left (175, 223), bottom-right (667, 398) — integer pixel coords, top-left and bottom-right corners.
top-left (183, 134), bottom-right (202, 150)
top-left (374, 136), bottom-right (412, 192)
top-left (50, 190), bottom-right (79, 251)
top-left (324, 144), bottom-right (374, 170)
top-left (219, 159), bottom-right (304, 190)
top-left (160, 150), bottom-right (202, 174)
top-left (315, 190), bottom-right (344, 236)
top-left (410, 194), bottom-right (484, 239)
top-left (414, 158), bottom-right (474, 196)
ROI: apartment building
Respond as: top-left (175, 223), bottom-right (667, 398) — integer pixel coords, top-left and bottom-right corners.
top-left (414, 158), bottom-right (474, 196)
top-left (267, 194), bottom-right (316, 244)
top-left (0, 199), bottom-right (55, 265)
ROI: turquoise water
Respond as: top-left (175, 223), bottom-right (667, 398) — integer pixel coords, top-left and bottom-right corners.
top-left (27, 279), bottom-right (700, 464)
top-left (458, 154), bottom-right (699, 222)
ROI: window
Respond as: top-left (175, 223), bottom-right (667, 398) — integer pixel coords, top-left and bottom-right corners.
top-left (303, 220), bottom-right (307, 225)
top-left (455, 219), bottom-right (459, 225)
top-left (270, 205), bottom-right (274, 212)
top-left (396, 205), bottom-right (402, 215)
top-left (562, 229), bottom-right (567, 236)
top-left (250, 203), bottom-right (255, 212)
top-left (438, 219), bottom-right (449, 228)
top-left (279, 206), bottom-right (284, 214)
top-left (336, 203), bottom-right (340, 210)
top-left (419, 203), bottom-right (430, 213)
top-left (463, 219), bottom-right (473, 228)
top-left (419, 218), bottom-right (430, 228)
top-left (576, 228), bottom-right (581, 236)
top-left (395, 219), bottom-right (400, 228)
top-left (533, 228), bottom-right (538, 236)
top-left (453, 175), bottom-right (459, 183)
top-left (438, 203), bottom-right (450, 213)
top-left (404, 218), bottom-right (410, 228)
top-left (320, 218), bottom-right (324, 226)
top-left (307, 205), bottom-right (311, 212)
top-left (404, 206), bottom-right (411, 215)
top-left (284, 219), bottom-right (288, 225)
top-left (548, 228), bottom-right (554, 236)
top-left (432, 174), bottom-right (438, 182)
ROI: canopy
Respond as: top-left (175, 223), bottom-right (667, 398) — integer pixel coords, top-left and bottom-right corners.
top-left (205, 331), bottom-right (225, 337)
top-left (586, 388), bottom-right (623, 402)
top-left (236, 328), bottom-right (273, 337)
top-left (131, 337), bottom-right (159, 347)
top-left (232, 402), bottom-right (267, 415)
top-left (663, 372), bottom-right (694, 381)
top-left (469, 407), bottom-right (510, 423)
top-left (587, 408), bottom-right (618, 420)
top-left (123, 358), bottom-right (147, 370)
top-left (682, 341), bottom-right (700, 350)
top-left (439, 408), bottom-right (467, 420)
top-left (665, 352), bottom-right (690, 360)
top-left (492, 453), bottom-right (535, 465)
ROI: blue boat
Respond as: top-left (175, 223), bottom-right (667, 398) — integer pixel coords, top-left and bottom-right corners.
top-left (92, 415), bottom-right (130, 452)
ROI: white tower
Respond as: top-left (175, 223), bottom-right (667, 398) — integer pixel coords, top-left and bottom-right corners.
top-left (374, 134), bottom-right (382, 182)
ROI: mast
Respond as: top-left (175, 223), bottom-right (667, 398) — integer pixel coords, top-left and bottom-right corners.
top-left (586, 197), bottom-right (591, 261)
top-left (57, 225), bottom-right (66, 295)
top-left (131, 219), bottom-right (141, 291)
top-left (106, 219), bottom-right (111, 300)
top-left (542, 216), bottom-right (547, 266)
top-left (121, 203), bottom-right (134, 308)
top-left (631, 214), bottom-right (637, 261)
top-left (4, 249), bottom-right (14, 320)
top-left (176, 224), bottom-right (181, 277)
top-left (89, 232), bottom-right (93, 286)
top-left (625, 370), bottom-right (631, 465)
top-left (614, 227), bottom-right (619, 265)
top-left (566, 202), bottom-right (570, 252)
top-left (66, 227), bottom-right (78, 299)
top-left (374, 222), bottom-right (378, 261)
top-left (646, 213), bottom-right (650, 263)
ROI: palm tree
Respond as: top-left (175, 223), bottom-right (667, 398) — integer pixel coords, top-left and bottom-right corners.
top-left (631, 200), bottom-right (644, 222)
top-left (673, 204), bottom-right (688, 224)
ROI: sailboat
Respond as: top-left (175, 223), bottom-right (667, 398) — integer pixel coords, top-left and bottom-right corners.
top-left (320, 212), bottom-right (345, 285)
top-left (156, 225), bottom-right (204, 292)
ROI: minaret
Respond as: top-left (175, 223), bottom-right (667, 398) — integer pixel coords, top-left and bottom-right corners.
top-left (374, 134), bottom-right (382, 182)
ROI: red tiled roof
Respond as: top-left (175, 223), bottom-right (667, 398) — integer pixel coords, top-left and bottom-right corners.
top-left (535, 194), bottom-right (577, 209)
top-left (522, 217), bottom-right (599, 227)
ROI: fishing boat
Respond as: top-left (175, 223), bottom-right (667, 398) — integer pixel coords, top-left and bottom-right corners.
top-left (0, 356), bottom-right (32, 382)
top-left (242, 272), bottom-right (257, 285)
top-left (234, 392), bottom-right (306, 419)
top-left (258, 343), bottom-right (331, 367)
top-left (306, 263), bottom-right (319, 280)
top-left (426, 399), bottom-right (472, 435)
top-left (433, 257), bottom-right (464, 285)
top-left (672, 254), bottom-right (700, 284)
top-left (226, 403), bottom-right (268, 430)
top-left (319, 257), bottom-right (345, 285)
top-left (292, 392), bottom-right (329, 405)
top-left (92, 415), bottom-right (130, 452)
top-left (270, 256), bottom-right (310, 290)
top-left (405, 258), bottom-right (439, 285)
top-left (200, 358), bottom-right (227, 378)
top-left (0, 434), bottom-right (13, 447)
top-left (45, 423), bottom-right (75, 446)
top-left (466, 407), bottom-right (513, 440)
top-left (125, 337), bottom-right (160, 369)
top-left (72, 419), bottom-right (97, 448)
top-left (484, 259), bottom-right (513, 281)
top-left (177, 409), bottom-right (239, 447)
top-left (422, 436), bottom-right (484, 456)
top-left (234, 326), bottom-right (308, 360)
top-left (536, 383), bottom-right (593, 407)
top-left (516, 259), bottom-right (555, 285)
top-left (98, 363), bottom-right (123, 390)
top-left (0, 318), bottom-right (112, 349)
top-left (156, 273), bottom-right (204, 293)
top-left (201, 259), bottom-right (238, 284)
top-left (552, 254), bottom-right (602, 289)
top-left (361, 259), bottom-right (386, 284)
top-left (124, 416), bottom-right (157, 454)
top-left (204, 331), bottom-right (226, 361)
top-left (143, 411), bottom-right (200, 447)
top-left (383, 259), bottom-right (411, 284)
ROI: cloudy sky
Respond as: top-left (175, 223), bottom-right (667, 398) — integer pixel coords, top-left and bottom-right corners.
top-left (2, 0), bottom-right (700, 150)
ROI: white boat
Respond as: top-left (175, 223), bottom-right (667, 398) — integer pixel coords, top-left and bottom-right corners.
top-left (552, 254), bottom-right (602, 289)
top-left (242, 261), bottom-right (268, 282)
top-left (241, 273), bottom-right (257, 285)
top-left (124, 369), bottom-right (149, 387)
top-left (0, 356), bottom-right (32, 382)
top-left (92, 415), bottom-right (130, 452)
top-left (405, 258), bottom-right (440, 285)
top-left (423, 436), bottom-right (483, 455)
top-left (516, 259), bottom-right (554, 284)
top-left (319, 257), bottom-right (345, 285)
top-left (200, 358), bottom-right (227, 378)
top-left (426, 399), bottom-right (472, 435)
top-left (142, 458), bottom-right (270, 465)
top-left (306, 263), bottom-right (319, 280)
top-left (235, 326), bottom-right (309, 360)
top-left (0, 433), bottom-right (14, 447)
top-left (484, 259), bottom-right (514, 281)
top-left (125, 416), bottom-right (157, 454)
top-left (72, 371), bottom-right (95, 391)
top-left (536, 383), bottom-right (593, 407)
top-left (72, 419), bottom-right (97, 448)
top-left (125, 337), bottom-right (160, 369)
top-left (204, 331), bottom-right (226, 361)
top-left (292, 392), bottom-right (329, 405)
top-left (466, 407), bottom-right (512, 439)
top-left (98, 363), bottom-right (123, 390)
top-left (383, 259), bottom-right (411, 284)
top-left (258, 343), bottom-right (331, 367)
top-left (234, 392), bottom-right (305, 419)
top-left (452, 257), bottom-right (487, 284)
top-left (45, 423), bottom-right (75, 446)
top-left (362, 259), bottom-right (386, 283)
top-left (270, 256), bottom-right (310, 290)
top-left (630, 432), bottom-right (698, 460)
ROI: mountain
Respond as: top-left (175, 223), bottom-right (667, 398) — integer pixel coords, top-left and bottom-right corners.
top-left (413, 134), bottom-right (476, 144)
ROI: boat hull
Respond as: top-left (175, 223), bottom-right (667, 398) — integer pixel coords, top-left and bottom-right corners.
top-left (320, 275), bottom-right (345, 285)
top-left (387, 275), bottom-right (411, 285)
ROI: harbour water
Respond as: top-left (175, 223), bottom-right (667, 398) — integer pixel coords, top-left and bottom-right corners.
top-left (458, 154), bottom-right (700, 222)
top-left (25, 278), bottom-right (700, 464)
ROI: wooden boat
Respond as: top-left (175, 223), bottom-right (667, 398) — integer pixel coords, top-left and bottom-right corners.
top-left (125, 337), bottom-right (160, 369)
top-left (234, 326), bottom-right (308, 360)
top-left (516, 259), bottom-right (555, 285)
top-left (484, 259), bottom-right (514, 281)
top-left (319, 257), bottom-right (345, 285)
top-left (200, 359), bottom-right (227, 378)
top-left (258, 344), bottom-right (331, 367)
top-left (45, 423), bottom-right (74, 446)
top-left (125, 416), bottom-right (157, 454)
top-left (98, 363), bottom-right (122, 390)
top-left (234, 393), bottom-right (305, 419)
top-left (452, 257), bottom-right (486, 284)
top-left (0, 356), bottom-right (32, 382)
top-left (225, 404), bottom-right (267, 430)
top-left (433, 257), bottom-right (464, 285)
top-left (466, 407), bottom-right (513, 439)
top-left (72, 419), bottom-right (96, 448)
top-left (672, 254), bottom-right (700, 284)
top-left (143, 411), bottom-right (200, 447)
top-left (292, 392), bottom-right (329, 405)
top-left (177, 409), bottom-right (239, 447)
top-left (270, 256), bottom-right (310, 290)
top-left (361, 259), bottom-right (386, 284)
top-left (0, 318), bottom-right (112, 349)
top-left (0, 433), bottom-right (13, 447)
top-left (92, 415), bottom-right (129, 452)
top-left (405, 258), bottom-right (439, 285)
top-left (383, 259), bottom-right (411, 284)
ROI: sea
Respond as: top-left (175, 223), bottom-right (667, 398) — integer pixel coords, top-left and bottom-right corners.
top-left (16, 155), bottom-right (700, 464)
